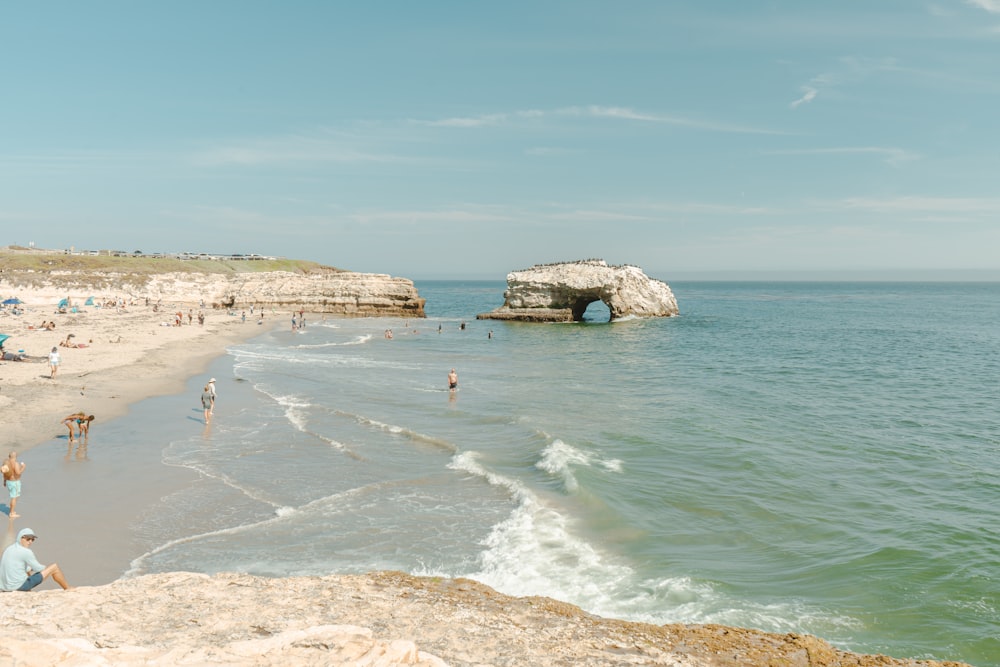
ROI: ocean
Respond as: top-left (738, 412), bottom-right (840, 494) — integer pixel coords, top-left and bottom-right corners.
top-left (115, 280), bottom-right (998, 665)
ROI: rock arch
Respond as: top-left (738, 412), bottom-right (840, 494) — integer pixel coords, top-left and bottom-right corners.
top-left (476, 260), bottom-right (678, 322)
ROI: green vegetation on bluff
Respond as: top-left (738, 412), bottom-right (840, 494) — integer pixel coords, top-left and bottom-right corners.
top-left (0, 248), bottom-right (343, 276)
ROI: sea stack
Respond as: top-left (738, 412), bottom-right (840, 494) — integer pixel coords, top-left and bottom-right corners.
top-left (477, 260), bottom-right (678, 322)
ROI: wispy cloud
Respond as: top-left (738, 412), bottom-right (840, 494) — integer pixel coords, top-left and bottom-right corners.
top-left (0, 151), bottom-right (159, 172)
top-left (524, 147), bottom-right (578, 157)
top-left (192, 134), bottom-right (411, 167)
top-left (967, 0), bottom-right (1000, 13)
top-left (347, 206), bottom-right (515, 226)
top-left (766, 146), bottom-right (919, 166)
top-left (417, 105), bottom-right (786, 135)
top-left (420, 110), bottom-right (544, 128)
top-left (563, 105), bottom-right (786, 134)
top-left (790, 56), bottom-right (898, 108)
top-left (790, 87), bottom-right (818, 108)
top-left (422, 113), bottom-right (510, 128)
top-left (840, 195), bottom-right (1000, 215)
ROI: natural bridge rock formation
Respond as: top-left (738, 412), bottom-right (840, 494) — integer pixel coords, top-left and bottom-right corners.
top-left (477, 260), bottom-right (678, 322)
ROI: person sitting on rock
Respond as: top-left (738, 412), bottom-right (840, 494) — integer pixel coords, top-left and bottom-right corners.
top-left (0, 528), bottom-right (73, 591)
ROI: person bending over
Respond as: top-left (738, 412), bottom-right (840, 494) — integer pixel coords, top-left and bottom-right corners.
top-left (62, 413), bottom-right (86, 442)
top-left (77, 414), bottom-right (95, 439)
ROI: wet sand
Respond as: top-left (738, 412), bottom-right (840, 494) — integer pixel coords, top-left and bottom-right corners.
top-left (0, 299), bottom-right (273, 584)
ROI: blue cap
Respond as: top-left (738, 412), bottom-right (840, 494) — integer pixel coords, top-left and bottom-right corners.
top-left (17, 528), bottom-right (36, 540)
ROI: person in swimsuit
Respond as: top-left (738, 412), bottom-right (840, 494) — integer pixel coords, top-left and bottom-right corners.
top-left (3, 451), bottom-right (26, 518)
top-left (77, 415), bottom-right (95, 440)
top-left (62, 413), bottom-right (86, 442)
top-left (448, 368), bottom-right (458, 391)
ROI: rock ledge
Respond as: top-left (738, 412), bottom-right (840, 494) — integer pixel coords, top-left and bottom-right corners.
top-left (0, 571), bottom-right (969, 667)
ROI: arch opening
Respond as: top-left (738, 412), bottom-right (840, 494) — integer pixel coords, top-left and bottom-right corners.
top-left (579, 298), bottom-right (612, 322)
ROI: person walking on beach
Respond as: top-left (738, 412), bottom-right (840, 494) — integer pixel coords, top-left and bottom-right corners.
top-left (207, 378), bottom-right (217, 416)
top-left (3, 451), bottom-right (26, 519)
top-left (0, 528), bottom-right (73, 591)
top-left (201, 384), bottom-right (214, 423)
top-left (448, 368), bottom-right (458, 392)
top-left (48, 346), bottom-right (60, 379)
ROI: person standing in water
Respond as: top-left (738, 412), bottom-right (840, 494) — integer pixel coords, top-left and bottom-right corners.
top-left (207, 378), bottom-right (217, 416)
top-left (448, 368), bottom-right (458, 392)
top-left (201, 384), bottom-right (214, 423)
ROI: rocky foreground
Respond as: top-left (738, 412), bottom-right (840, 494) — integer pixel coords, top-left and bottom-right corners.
top-left (0, 572), bottom-right (969, 667)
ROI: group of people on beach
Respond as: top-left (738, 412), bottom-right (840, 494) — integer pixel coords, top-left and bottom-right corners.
top-left (1, 452), bottom-right (73, 592)
top-left (0, 406), bottom-right (94, 593)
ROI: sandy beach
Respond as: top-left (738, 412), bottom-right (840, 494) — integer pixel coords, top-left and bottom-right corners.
top-left (0, 295), bottom-right (277, 587)
top-left (0, 299), bottom-right (267, 454)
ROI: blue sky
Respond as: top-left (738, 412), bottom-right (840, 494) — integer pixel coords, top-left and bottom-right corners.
top-left (3, 2), bottom-right (1000, 280)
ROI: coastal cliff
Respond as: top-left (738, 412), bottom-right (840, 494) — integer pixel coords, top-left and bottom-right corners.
top-left (0, 251), bottom-right (425, 317)
top-left (0, 571), bottom-right (970, 667)
top-left (477, 260), bottom-right (678, 322)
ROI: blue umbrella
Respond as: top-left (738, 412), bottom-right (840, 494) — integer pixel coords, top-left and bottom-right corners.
top-left (2, 298), bottom-right (21, 305)
top-left (0, 334), bottom-right (10, 347)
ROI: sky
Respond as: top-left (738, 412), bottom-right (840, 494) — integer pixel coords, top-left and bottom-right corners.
top-left (3, 1), bottom-right (1000, 280)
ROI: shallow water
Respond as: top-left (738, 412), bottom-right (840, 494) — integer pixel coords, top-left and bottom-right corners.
top-left (117, 281), bottom-right (999, 665)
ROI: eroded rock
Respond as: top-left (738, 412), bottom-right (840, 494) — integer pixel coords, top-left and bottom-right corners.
top-left (0, 269), bottom-right (426, 318)
top-left (477, 260), bottom-right (678, 322)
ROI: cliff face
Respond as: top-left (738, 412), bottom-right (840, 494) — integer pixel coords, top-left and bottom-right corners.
top-left (0, 269), bottom-right (426, 318)
top-left (477, 260), bottom-right (678, 322)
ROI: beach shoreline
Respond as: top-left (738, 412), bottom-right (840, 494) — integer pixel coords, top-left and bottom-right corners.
top-left (0, 296), bottom-right (973, 666)
top-left (0, 300), bottom-right (272, 454)
top-left (0, 296), bottom-right (280, 588)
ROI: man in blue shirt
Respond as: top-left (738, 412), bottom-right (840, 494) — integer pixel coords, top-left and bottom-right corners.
top-left (0, 528), bottom-right (73, 591)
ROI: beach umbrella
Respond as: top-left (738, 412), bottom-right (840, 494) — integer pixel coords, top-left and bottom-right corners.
top-left (57, 298), bottom-right (69, 308)
top-left (2, 298), bottom-right (21, 305)
top-left (0, 334), bottom-right (10, 347)
top-left (84, 296), bottom-right (94, 306)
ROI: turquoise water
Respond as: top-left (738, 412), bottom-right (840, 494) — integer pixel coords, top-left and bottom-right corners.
top-left (124, 281), bottom-right (1000, 665)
